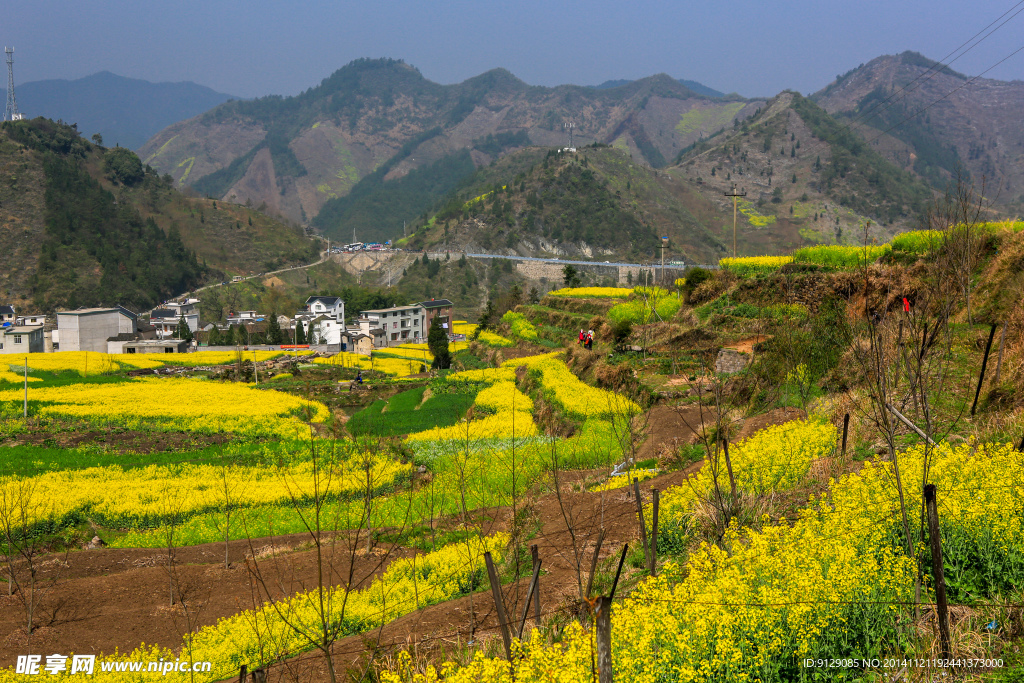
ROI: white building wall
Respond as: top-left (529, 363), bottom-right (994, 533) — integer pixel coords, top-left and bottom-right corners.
top-left (58, 311), bottom-right (131, 353)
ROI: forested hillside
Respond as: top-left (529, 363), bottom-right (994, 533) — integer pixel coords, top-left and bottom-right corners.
top-left (0, 118), bottom-right (318, 312)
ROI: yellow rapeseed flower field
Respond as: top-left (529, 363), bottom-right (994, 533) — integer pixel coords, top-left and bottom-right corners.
top-left (315, 352), bottom-right (423, 376)
top-left (0, 369), bottom-right (42, 383)
top-left (163, 349), bottom-right (314, 367)
top-left (383, 438), bottom-right (1024, 682)
top-left (407, 376), bottom-right (537, 442)
top-left (2, 351), bottom-right (164, 375)
top-left (546, 286), bottom-right (634, 298)
top-left (478, 330), bottom-right (514, 347)
top-left (1, 454), bottom-right (410, 533)
top-left (502, 353), bottom-right (640, 418)
top-left (658, 418), bottom-right (835, 532)
top-left (719, 255), bottom-right (794, 275)
top-left (0, 377), bottom-right (328, 438)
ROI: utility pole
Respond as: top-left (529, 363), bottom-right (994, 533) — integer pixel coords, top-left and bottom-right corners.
top-left (724, 184), bottom-right (747, 258)
top-left (659, 236), bottom-right (668, 285)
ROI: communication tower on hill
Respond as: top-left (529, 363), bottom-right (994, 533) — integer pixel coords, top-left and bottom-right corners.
top-left (5, 47), bottom-right (23, 122)
top-left (563, 121), bottom-right (575, 150)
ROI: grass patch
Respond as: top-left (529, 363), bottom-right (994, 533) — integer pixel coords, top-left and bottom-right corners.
top-left (347, 386), bottom-right (477, 437)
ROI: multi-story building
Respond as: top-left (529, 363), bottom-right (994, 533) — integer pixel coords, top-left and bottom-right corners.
top-left (56, 307), bottom-right (137, 352)
top-left (359, 305), bottom-right (426, 345)
top-left (304, 296), bottom-right (344, 321)
top-left (420, 299), bottom-right (454, 331)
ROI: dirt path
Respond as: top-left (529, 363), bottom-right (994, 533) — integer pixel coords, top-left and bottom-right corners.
top-left (0, 535), bottom-right (415, 667)
top-left (0, 405), bottom-right (808, 678)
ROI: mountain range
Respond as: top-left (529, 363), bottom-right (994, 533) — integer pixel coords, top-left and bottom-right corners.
top-left (813, 51), bottom-right (1024, 206)
top-left (10, 52), bottom-right (1021, 272)
top-left (2, 71), bottom-right (235, 150)
top-left (139, 58), bottom-right (763, 232)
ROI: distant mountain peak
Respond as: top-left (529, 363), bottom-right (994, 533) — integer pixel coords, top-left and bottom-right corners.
top-left (2, 71), bottom-right (235, 150)
top-left (589, 76), bottom-right (725, 99)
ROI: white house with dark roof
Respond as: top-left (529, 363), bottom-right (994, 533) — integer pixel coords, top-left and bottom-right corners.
top-left (305, 296), bottom-right (345, 322)
top-left (151, 299), bottom-right (200, 339)
top-left (0, 305), bottom-right (15, 325)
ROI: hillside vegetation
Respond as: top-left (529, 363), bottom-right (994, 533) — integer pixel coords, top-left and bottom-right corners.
top-left (0, 118), bottom-right (318, 312)
top-left (140, 58), bottom-right (764, 233)
top-left (814, 51), bottom-right (1024, 208)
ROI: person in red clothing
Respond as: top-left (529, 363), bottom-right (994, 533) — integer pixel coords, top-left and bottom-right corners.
top-left (903, 297), bottom-right (910, 313)
top-left (579, 329), bottom-right (585, 346)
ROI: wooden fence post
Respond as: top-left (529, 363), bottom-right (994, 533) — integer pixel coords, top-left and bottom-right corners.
top-left (609, 544), bottom-right (628, 600)
top-left (632, 478), bottom-right (650, 568)
top-left (595, 596), bottom-right (614, 683)
top-left (237, 665), bottom-right (247, 683)
top-left (971, 323), bottom-right (997, 416)
top-left (722, 439), bottom-right (738, 502)
top-left (585, 530), bottom-right (606, 599)
top-left (649, 488), bottom-right (659, 576)
top-left (530, 544), bottom-right (541, 626)
top-left (518, 557), bottom-right (542, 638)
top-left (840, 413), bottom-right (850, 458)
top-left (484, 551), bottom-right (513, 661)
top-left (924, 485), bottom-right (951, 660)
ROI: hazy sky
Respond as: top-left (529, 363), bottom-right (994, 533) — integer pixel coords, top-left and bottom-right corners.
top-left (5, 0), bottom-right (1024, 98)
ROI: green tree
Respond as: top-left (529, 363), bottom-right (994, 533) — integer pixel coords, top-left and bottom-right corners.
top-left (295, 322), bottom-right (306, 345)
top-left (683, 267), bottom-right (712, 299)
top-left (103, 147), bottom-right (144, 186)
top-left (427, 317), bottom-right (451, 369)
top-left (174, 317), bottom-right (193, 342)
top-left (91, 133), bottom-right (103, 146)
top-left (562, 264), bottom-right (582, 288)
top-left (267, 312), bottom-right (284, 345)
top-left (207, 326), bottom-right (222, 346)
top-left (478, 299), bottom-right (495, 330)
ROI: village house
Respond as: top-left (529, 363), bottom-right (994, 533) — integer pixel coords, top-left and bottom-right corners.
top-left (0, 305), bottom-right (14, 325)
top-left (305, 296), bottom-right (344, 321)
top-left (150, 298), bottom-right (200, 339)
top-left (420, 299), bottom-right (454, 331)
top-left (56, 306), bottom-right (137, 352)
top-left (0, 325), bottom-right (45, 354)
top-left (359, 304), bottom-right (426, 345)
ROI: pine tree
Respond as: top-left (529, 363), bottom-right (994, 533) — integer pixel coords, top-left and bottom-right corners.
top-left (174, 317), bottom-right (193, 342)
top-left (428, 317), bottom-right (451, 369)
top-left (295, 322), bottom-right (306, 345)
top-left (207, 326), bottom-right (222, 346)
top-left (267, 312), bottom-right (284, 345)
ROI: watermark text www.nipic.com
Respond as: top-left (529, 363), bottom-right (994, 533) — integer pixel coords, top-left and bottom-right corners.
top-left (16, 655), bottom-right (214, 676)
